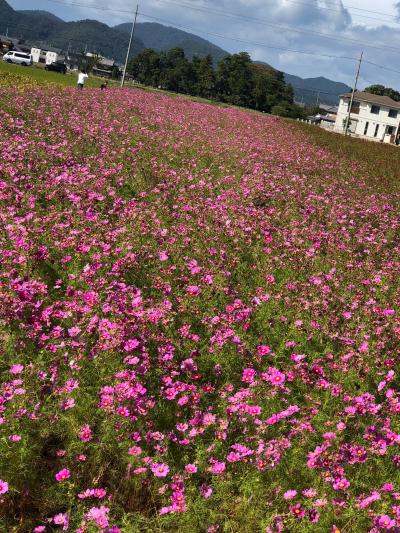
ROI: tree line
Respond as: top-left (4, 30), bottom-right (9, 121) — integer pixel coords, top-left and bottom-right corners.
top-left (364, 85), bottom-right (400, 102)
top-left (128, 48), bottom-right (306, 118)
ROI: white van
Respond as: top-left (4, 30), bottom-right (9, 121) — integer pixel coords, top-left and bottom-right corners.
top-left (2, 51), bottom-right (33, 66)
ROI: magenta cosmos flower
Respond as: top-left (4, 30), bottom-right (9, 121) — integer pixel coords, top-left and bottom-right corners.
top-left (151, 463), bottom-right (170, 477)
top-left (186, 285), bottom-right (200, 296)
top-left (257, 345), bottom-right (271, 356)
top-left (242, 368), bottom-right (256, 383)
top-left (0, 480), bottom-right (8, 494)
top-left (376, 515), bottom-right (395, 529)
top-left (55, 468), bottom-right (71, 482)
top-left (210, 461), bottom-right (225, 474)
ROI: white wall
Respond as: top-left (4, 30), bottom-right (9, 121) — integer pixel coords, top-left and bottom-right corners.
top-left (45, 51), bottom-right (58, 65)
top-left (31, 48), bottom-right (41, 63)
top-left (335, 97), bottom-right (400, 142)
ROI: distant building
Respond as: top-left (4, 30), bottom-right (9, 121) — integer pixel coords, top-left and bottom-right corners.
top-left (335, 91), bottom-right (400, 144)
top-left (31, 46), bottom-right (62, 65)
top-left (92, 56), bottom-right (121, 79)
top-left (0, 35), bottom-right (19, 53)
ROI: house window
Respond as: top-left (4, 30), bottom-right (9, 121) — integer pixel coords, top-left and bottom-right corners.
top-left (371, 105), bottom-right (380, 114)
top-left (387, 126), bottom-right (395, 135)
top-left (350, 101), bottom-right (360, 114)
top-left (389, 109), bottom-right (398, 119)
top-left (374, 124), bottom-right (379, 137)
top-left (364, 122), bottom-right (369, 135)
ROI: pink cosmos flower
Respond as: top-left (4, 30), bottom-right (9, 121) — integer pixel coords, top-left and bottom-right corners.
top-left (128, 446), bottom-right (142, 456)
top-left (376, 515), bottom-right (395, 529)
top-left (67, 326), bottom-right (81, 337)
top-left (0, 480), bottom-right (8, 494)
top-left (10, 364), bottom-right (24, 374)
top-left (185, 464), bottom-right (197, 473)
top-left (82, 291), bottom-right (98, 306)
top-left (333, 478), bottom-right (350, 490)
top-left (283, 489), bottom-right (297, 500)
top-left (210, 461), bottom-right (225, 474)
top-left (124, 338), bottom-right (139, 351)
top-left (257, 345), bottom-right (271, 356)
top-left (200, 483), bottom-right (213, 498)
top-left (186, 285), bottom-right (200, 296)
top-left (290, 504), bottom-right (305, 518)
top-left (242, 368), bottom-right (256, 383)
top-left (53, 513), bottom-right (69, 530)
top-left (358, 341), bottom-right (369, 353)
top-left (86, 506), bottom-right (110, 528)
top-left (151, 463), bottom-right (170, 477)
top-left (55, 468), bottom-right (71, 482)
top-left (78, 424), bottom-right (93, 442)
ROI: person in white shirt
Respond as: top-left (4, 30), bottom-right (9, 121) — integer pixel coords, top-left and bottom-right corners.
top-left (77, 70), bottom-right (88, 90)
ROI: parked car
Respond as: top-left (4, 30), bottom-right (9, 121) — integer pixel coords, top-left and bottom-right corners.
top-left (45, 61), bottom-right (67, 74)
top-left (2, 51), bottom-right (33, 66)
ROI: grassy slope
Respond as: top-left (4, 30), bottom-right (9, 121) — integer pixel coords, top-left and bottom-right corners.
top-left (0, 61), bottom-right (116, 88)
top-left (295, 121), bottom-right (400, 193)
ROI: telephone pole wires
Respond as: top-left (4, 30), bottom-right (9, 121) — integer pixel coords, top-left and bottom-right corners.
top-left (121, 4), bottom-right (139, 88)
top-left (345, 51), bottom-right (363, 136)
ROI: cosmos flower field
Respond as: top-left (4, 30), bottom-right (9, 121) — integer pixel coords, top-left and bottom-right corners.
top-left (0, 73), bottom-right (399, 533)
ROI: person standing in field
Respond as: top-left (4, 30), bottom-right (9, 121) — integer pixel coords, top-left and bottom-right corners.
top-left (77, 70), bottom-right (88, 90)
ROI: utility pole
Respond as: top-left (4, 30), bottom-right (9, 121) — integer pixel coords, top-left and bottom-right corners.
top-left (121, 3), bottom-right (139, 88)
top-left (316, 91), bottom-right (320, 110)
top-left (5, 27), bottom-right (8, 37)
top-left (345, 51), bottom-right (363, 136)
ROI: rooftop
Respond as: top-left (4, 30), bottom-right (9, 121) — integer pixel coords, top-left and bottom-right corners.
top-left (341, 91), bottom-right (400, 110)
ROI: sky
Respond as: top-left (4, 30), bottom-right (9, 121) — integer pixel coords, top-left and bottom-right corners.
top-left (7, 0), bottom-right (400, 88)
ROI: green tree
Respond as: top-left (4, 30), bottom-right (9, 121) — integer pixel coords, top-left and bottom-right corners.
top-left (160, 48), bottom-right (195, 94)
top-left (192, 55), bottom-right (216, 99)
top-left (128, 48), bottom-right (162, 87)
top-left (216, 52), bottom-right (254, 107)
top-left (365, 84), bottom-right (400, 101)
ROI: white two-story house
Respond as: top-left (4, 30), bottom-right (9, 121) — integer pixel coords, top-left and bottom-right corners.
top-left (334, 91), bottom-right (400, 144)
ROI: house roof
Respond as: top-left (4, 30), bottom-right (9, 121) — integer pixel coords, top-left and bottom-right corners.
top-left (341, 91), bottom-right (400, 110)
top-left (0, 36), bottom-right (19, 44)
top-left (320, 115), bottom-right (336, 122)
top-left (98, 58), bottom-right (115, 67)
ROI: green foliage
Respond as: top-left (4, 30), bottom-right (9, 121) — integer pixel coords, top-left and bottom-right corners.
top-left (364, 84), bottom-right (400, 101)
top-left (129, 48), bottom-right (303, 117)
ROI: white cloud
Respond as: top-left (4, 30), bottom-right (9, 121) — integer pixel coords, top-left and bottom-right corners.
top-left (8, 0), bottom-right (400, 88)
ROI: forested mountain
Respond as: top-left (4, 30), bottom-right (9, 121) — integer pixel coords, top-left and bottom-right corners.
top-left (115, 22), bottom-right (229, 64)
top-left (284, 73), bottom-right (351, 106)
top-left (0, 0), bottom-right (145, 60)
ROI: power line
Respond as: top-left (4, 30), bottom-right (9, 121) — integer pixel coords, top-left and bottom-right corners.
top-left (43, 0), bottom-right (400, 25)
top-left (138, 9), bottom-right (400, 56)
top-left (39, 0), bottom-right (400, 55)
top-left (291, 0), bottom-right (398, 19)
top-left (3, 7), bottom-right (360, 63)
top-left (363, 60), bottom-right (400, 77)
top-left (152, 0), bottom-right (400, 27)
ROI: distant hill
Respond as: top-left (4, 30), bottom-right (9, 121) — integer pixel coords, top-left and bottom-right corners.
top-left (18, 10), bottom-right (64, 23)
top-left (0, 0), bottom-right (145, 61)
top-left (115, 22), bottom-right (229, 64)
top-left (284, 73), bottom-right (351, 106)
